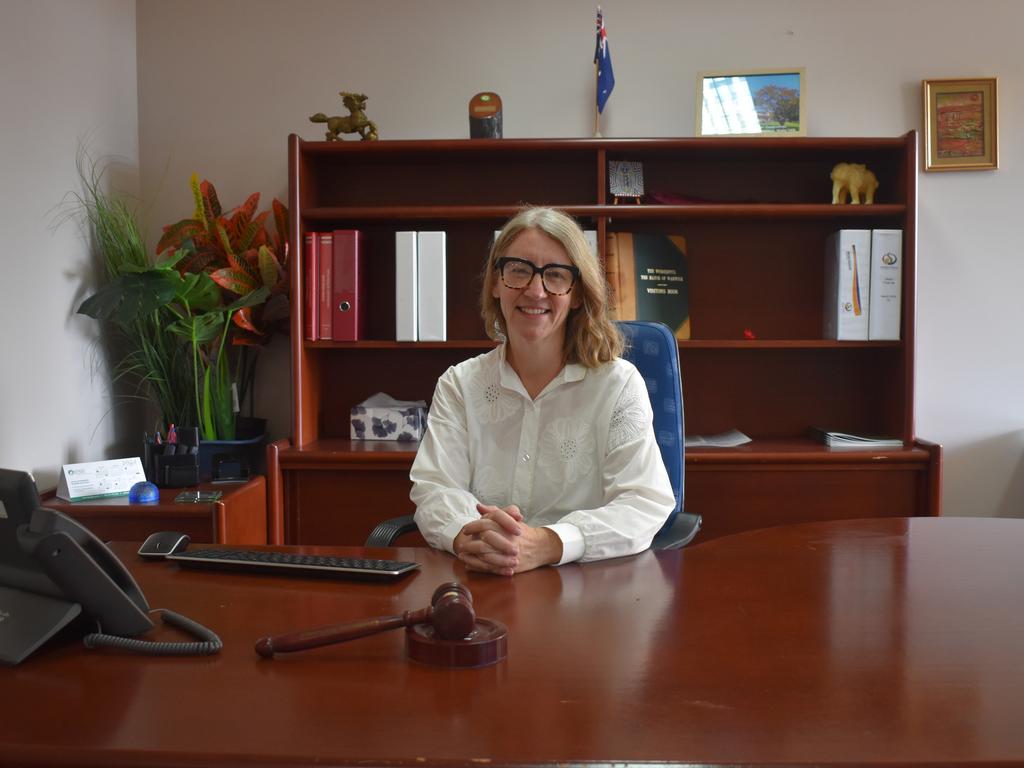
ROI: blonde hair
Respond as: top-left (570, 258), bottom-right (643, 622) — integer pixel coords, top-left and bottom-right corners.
top-left (480, 207), bottom-right (623, 367)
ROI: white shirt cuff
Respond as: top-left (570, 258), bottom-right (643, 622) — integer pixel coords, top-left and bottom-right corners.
top-left (545, 523), bottom-right (584, 565)
top-left (441, 519), bottom-right (468, 555)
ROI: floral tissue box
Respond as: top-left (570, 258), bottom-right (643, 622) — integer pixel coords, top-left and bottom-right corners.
top-left (350, 393), bottom-right (427, 442)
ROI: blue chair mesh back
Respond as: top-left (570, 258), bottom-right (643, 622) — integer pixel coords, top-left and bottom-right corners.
top-left (617, 321), bottom-right (684, 527)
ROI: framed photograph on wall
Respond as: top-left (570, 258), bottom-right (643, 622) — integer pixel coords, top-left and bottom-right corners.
top-left (697, 68), bottom-right (805, 137)
top-left (923, 78), bottom-right (998, 171)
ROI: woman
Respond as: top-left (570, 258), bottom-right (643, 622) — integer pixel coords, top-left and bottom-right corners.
top-left (410, 207), bottom-right (674, 575)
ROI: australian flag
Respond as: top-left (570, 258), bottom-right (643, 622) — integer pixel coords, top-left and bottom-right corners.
top-left (594, 7), bottom-right (615, 113)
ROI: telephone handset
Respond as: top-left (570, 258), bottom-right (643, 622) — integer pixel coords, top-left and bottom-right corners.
top-left (17, 505), bottom-right (155, 636)
top-left (0, 468), bottom-right (220, 665)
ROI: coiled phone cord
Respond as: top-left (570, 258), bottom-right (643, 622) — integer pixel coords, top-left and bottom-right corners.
top-left (83, 609), bottom-right (223, 656)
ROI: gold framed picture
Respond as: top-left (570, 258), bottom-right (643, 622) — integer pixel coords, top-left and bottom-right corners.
top-left (697, 68), bottom-right (805, 137)
top-left (923, 78), bottom-right (998, 172)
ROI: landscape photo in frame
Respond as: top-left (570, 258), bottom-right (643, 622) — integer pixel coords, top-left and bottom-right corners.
top-left (697, 68), bottom-right (805, 136)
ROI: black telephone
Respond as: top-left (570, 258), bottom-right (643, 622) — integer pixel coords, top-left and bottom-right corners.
top-left (0, 468), bottom-right (219, 665)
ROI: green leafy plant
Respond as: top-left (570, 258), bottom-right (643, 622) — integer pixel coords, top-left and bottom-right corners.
top-left (74, 164), bottom-right (289, 441)
top-left (65, 154), bottom-right (192, 432)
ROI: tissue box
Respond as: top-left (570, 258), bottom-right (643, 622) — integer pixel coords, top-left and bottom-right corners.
top-left (350, 404), bottom-right (426, 441)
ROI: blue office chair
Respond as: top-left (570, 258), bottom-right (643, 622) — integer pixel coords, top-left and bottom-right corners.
top-left (618, 320), bottom-right (701, 549)
top-left (365, 321), bottom-right (701, 549)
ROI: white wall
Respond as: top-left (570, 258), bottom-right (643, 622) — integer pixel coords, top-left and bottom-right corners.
top-left (5, 0), bottom-right (1021, 517)
top-left (0, 0), bottom-right (139, 488)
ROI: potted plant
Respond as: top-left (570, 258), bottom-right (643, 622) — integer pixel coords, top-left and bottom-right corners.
top-left (153, 173), bottom-right (289, 442)
top-left (73, 161), bottom-right (288, 472)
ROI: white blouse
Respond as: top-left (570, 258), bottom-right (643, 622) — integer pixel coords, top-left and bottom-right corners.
top-left (410, 344), bottom-right (674, 564)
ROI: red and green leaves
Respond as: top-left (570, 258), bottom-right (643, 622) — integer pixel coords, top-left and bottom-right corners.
top-left (156, 175), bottom-right (289, 343)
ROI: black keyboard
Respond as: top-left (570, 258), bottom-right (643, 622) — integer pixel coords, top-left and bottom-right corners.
top-left (166, 548), bottom-right (419, 580)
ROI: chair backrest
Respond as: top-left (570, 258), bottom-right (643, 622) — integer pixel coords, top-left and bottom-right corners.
top-left (616, 321), bottom-right (684, 530)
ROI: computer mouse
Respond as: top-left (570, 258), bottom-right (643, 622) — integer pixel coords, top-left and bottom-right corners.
top-left (138, 531), bottom-right (191, 559)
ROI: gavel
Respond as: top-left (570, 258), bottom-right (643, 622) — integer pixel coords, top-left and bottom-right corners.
top-left (255, 582), bottom-right (476, 658)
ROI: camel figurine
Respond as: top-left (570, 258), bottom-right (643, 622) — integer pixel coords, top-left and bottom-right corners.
top-left (310, 92), bottom-right (379, 141)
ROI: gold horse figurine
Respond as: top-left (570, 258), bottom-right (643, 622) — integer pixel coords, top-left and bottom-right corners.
top-left (310, 92), bottom-right (379, 141)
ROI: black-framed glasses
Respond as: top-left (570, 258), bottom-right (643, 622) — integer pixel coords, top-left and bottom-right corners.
top-left (496, 257), bottom-right (580, 296)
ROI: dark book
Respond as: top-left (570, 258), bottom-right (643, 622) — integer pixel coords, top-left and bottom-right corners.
top-left (606, 232), bottom-right (691, 339)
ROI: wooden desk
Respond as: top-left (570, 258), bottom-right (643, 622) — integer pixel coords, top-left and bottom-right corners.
top-left (267, 438), bottom-right (940, 545)
top-left (2, 517), bottom-right (1023, 767)
top-left (40, 475), bottom-right (268, 545)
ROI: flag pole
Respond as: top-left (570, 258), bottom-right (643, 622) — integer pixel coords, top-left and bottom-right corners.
top-left (594, 60), bottom-right (601, 137)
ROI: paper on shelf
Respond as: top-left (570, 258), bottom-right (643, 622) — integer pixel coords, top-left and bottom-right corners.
top-left (813, 428), bottom-right (903, 449)
top-left (685, 429), bottom-right (752, 448)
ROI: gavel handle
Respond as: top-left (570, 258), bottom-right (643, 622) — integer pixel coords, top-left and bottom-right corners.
top-left (255, 606), bottom-right (431, 657)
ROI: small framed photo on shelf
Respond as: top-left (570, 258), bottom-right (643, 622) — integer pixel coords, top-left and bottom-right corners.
top-left (922, 77), bottom-right (998, 172)
top-left (697, 68), bottom-right (805, 137)
top-left (608, 160), bottom-right (644, 204)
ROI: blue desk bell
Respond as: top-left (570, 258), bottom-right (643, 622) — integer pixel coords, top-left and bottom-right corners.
top-left (128, 481), bottom-right (160, 504)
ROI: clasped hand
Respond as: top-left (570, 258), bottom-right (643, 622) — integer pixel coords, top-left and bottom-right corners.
top-left (453, 503), bottom-right (562, 576)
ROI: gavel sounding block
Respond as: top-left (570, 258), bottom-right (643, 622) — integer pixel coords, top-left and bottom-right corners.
top-left (406, 617), bottom-right (508, 668)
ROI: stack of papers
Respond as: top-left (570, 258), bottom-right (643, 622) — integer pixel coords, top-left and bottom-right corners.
top-left (813, 429), bottom-right (903, 449)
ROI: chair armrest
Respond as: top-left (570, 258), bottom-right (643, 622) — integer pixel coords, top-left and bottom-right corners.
top-left (365, 514), bottom-right (418, 547)
top-left (651, 511), bottom-right (702, 550)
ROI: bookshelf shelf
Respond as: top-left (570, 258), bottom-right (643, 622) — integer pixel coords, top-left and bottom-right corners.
top-left (603, 203), bottom-right (907, 219)
top-left (304, 339), bottom-right (899, 351)
top-left (303, 204), bottom-right (907, 223)
top-left (271, 132), bottom-right (940, 545)
top-left (680, 339), bottom-right (901, 349)
top-left (304, 339), bottom-right (498, 351)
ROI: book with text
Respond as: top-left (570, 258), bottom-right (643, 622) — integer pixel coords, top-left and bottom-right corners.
top-left (868, 229), bottom-right (902, 341)
top-left (823, 229), bottom-right (870, 340)
top-left (606, 232), bottom-right (691, 339)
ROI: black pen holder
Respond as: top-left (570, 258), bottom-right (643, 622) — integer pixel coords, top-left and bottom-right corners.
top-left (143, 428), bottom-right (200, 488)
top-left (155, 454), bottom-right (199, 488)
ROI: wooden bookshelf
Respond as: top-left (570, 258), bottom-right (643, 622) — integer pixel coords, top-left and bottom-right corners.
top-left (269, 132), bottom-right (940, 545)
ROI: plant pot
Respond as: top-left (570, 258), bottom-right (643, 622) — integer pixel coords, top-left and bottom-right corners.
top-left (197, 417), bottom-right (267, 481)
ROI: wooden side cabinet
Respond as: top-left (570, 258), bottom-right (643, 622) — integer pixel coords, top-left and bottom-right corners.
top-left (272, 133), bottom-right (941, 545)
top-left (41, 475), bottom-right (268, 545)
